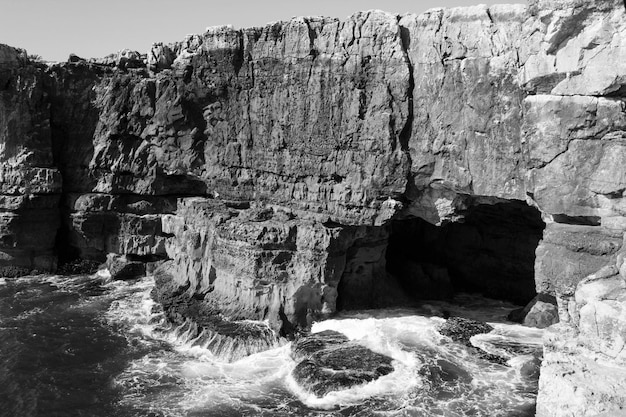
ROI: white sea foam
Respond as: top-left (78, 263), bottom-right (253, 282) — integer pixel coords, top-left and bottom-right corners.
top-left (105, 276), bottom-right (280, 363)
top-left (104, 280), bottom-right (543, 416)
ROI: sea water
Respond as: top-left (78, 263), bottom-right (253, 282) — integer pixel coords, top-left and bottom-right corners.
top-left (0, 275), bottom-right (542, 417)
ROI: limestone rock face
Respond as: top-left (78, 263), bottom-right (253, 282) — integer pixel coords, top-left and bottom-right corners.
top-left (160, 197), bottom-right (399, 331)
top-left (535, 224), bottom-right (623, 301)
top-left (0, 45), bottom-right (60, 271)
top-left (58, 13), bottom-right (411, 226)
top-left (2, 0), bottom-right (626, 413)
top-left (400, 5), bottom-right (529, 223)
top-left (537, 261), bottom-right (626, 417)
top-left (521, 2), bottom-right (626, 413)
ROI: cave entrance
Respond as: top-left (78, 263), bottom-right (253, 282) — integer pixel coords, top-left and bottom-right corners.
top-left (384, 201), bottom-right (545, 306)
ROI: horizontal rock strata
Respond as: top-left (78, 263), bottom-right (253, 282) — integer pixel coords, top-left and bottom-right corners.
top-left (1, 0), bottom-right (626, 414)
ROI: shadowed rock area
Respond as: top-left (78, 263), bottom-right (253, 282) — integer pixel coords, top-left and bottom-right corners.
top-left (387, 201), bottom-right (545, 305)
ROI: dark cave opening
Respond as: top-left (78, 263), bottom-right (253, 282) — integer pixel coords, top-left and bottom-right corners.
top-left (385, 201), bottom-right (546, 306)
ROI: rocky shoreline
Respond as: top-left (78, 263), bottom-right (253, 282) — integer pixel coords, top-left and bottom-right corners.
top-left (2, 0), bottom-right (626, 414)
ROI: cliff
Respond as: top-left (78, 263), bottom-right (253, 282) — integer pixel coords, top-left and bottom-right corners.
top-left (1, 0), bottom-right (626, 415)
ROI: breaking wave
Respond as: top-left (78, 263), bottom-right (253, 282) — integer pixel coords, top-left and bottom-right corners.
top-left (105, 278), bottom-right (542, 416)
top-left (0, 274), bottom-right (543, 416)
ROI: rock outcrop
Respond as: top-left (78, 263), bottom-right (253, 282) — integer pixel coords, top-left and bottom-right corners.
top-left (509, 294), bottom-right (559, 329)
top-left (520, 1), bottom-right (626, 415)
top-left (2, 0), bottom-right (626, 414)
top-left (537, 258), bottom-right (626, 417)
top-left (437, 317), bottom-right (494, 347)
top-left (290, 330), bottom-right (394, 396)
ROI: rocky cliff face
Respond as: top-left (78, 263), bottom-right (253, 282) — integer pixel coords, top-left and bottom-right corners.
top-left (0, 45), bottom-right (61, 271)
top-left (521, 2), bottom-right (626, 415)
top-left (2, 0), bottom-right (626, 415)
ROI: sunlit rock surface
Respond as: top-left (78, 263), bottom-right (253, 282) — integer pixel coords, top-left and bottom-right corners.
top-left (1, 0), bottom-right (626, 413)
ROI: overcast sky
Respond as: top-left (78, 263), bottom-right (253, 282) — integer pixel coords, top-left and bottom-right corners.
top-left (0, 0), bottom-right (527, 62)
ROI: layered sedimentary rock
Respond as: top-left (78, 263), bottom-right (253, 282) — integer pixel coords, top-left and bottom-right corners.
top-left (0, 45), bottom-right (60, 271)
top-left (520, 2), bottom-right (626, 415)
top-left (537, 255), bottom-right (626, 417)
top-left (160, 198), bottom-right (399, 331)
top-left (1, 0), bottom-right (626, 414)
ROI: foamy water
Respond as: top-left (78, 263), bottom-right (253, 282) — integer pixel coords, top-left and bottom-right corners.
top-left (103, 277), bottom-right (543, 417)
top-left (0, 273), bottom-right (542, 416)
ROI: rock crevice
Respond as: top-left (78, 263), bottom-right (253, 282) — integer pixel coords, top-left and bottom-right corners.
top-left (2, 1), bottom-right (626, 414)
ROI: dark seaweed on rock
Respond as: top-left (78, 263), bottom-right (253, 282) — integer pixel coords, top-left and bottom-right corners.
top-left (0, 265), bottom-right (36, 278)
top-left (56, 259), bottom-right (101, 276)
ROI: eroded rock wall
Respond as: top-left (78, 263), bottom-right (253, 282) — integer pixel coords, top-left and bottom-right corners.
top-left (0, 45), bottom-right (60, 271)
top-left (160, 198), bottom-right (398, 332)
top-left (400, 4), bottom-right (530, 223)
top-left (520, 1), bottom-right (626, 415)
top-left (2, 0), bottom-right (626, 413)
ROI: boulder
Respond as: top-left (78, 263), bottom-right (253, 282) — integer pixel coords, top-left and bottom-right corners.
top-left (509, 294), bottom-right (559, 329)
top-left (291, 330), bottom-right (350, 361)
top-left (437, 317), bottom-right (494, 347)
top-left (524, 300), bottom-right (559, 329)
top-left (105, 254), bottom-right (145, 280)
top-left (290, 330), bottom-right (394, 396)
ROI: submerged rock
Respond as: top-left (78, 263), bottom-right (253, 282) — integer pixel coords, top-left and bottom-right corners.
top-left (437, 317), bottom-right (509, 365)
top-left (291, 330), bottom-right (394, 396)
top-left (420, 358), bottom-right (473, 388)
top-left (520, 356), bottom-right (542, 381)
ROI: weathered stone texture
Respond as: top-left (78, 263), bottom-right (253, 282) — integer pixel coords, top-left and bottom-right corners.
top-left (2, 0), bottom-right (626, 412)
top-left (0, 45), bottom-right (60, 270)
top-left (521, 2), bottom-right (626, 414)
top-left (400, 5), bottom-right (529, 224)
top-left (160, 197), bottom-right (400, 331)
top-left (537, 258), bottom-right (626, 417)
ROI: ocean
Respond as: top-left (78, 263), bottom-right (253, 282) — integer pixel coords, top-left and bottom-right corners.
top-left (0, 274), bottom-right (542, 417)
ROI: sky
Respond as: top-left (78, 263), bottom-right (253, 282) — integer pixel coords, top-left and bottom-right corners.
top-left (0, 0), bottom-right (527, 62)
